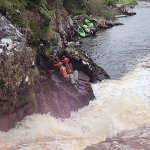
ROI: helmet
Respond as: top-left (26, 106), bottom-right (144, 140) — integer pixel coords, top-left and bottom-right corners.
top-left (52, 49), bottom-right (59, 55)
top-left (63, 57), bottom-right (69, 64)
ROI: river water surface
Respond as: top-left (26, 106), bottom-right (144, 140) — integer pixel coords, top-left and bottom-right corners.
top-left (82, 1), bottom-right (150, 79)
top-left (0, 1), bottom-right (150, 150)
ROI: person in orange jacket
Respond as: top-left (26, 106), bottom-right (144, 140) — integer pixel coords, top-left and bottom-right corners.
top-left (60, 57), bottom-right (78, 84)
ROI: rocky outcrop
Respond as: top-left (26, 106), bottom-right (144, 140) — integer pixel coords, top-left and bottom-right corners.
top-left (0, 14), bottom-right (101, 131)
top-left (84, 125), bottom-right (150, 150)
top-left (64, 48), bottom-right (110, 82)
top-left (114, 4), bottom-right (136, 16)
top-left (0, 13), bottom-right (35, 114)
top-left (90, 18), bottom-right (123, 29)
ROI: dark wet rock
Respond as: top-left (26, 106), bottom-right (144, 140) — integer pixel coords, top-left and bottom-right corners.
top-left (84, 125), bottom-right (150, 150)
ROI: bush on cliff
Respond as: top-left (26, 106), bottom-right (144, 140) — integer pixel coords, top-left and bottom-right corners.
top-left (0, 0), bottom-right (57, 47)
top-left (63, 0), bottom-right (86, 15)
top-left (104, 0), bottom-right (137, 7)
top-left (86, 0), bottom-right (116, 20)
top-left (119, 0), bottom-right (137, 7)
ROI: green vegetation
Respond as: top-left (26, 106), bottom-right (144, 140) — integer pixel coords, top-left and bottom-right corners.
top-left (63, 0), bottom-right (86, 15)
top-left (0, 0), bottom-right (57, 47)
top-left (85, 0), bottom-right (116, 20)
top-left (99, 9), bottom-right (117, 20)
top-left (119, 0), bottom-right (137, 7)
top-left (0, 0), bottom-right (137, 48)
top-left (63, 0), bottom-right (136, 20)
top-left (104, 0), bottom-right (137, 6)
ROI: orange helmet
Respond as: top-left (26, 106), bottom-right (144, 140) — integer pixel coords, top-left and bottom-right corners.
top-left (63, 57), bottom-right (69, 64)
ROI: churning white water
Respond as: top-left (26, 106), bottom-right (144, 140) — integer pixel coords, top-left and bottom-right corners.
top-left (0, 56), bottom-right (150, 150)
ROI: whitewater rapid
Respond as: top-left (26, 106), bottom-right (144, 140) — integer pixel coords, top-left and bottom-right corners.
top-left (0, 56), bottom-right (150, 150)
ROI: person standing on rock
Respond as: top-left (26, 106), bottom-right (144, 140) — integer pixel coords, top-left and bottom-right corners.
top-left (60, 57), bottom-right (78, 85)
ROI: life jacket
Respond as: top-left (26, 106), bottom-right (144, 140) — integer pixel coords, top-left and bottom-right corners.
top-left (66, 63), bottom-right (73, 73)
top-left (60, 65), bottom-right (68, 78)
top-left (60, 63), bottom-right (72, 78)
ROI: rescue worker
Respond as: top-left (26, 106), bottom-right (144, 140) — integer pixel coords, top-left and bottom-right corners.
top-left (60, 57), bottom-right (78, 85)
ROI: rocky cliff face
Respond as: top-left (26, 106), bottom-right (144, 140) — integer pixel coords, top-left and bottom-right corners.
top-left (0, 13), bottom-right (35, 114)
top-left (0, 14), bottom-right (109, 131)
top-left (84, 125), bottom-right (150, 150)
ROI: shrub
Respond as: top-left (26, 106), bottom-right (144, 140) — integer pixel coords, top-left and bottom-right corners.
top-left (63, 0), bottom-right (86, 15)
top-left (119, 0), bottom-right (137, 7)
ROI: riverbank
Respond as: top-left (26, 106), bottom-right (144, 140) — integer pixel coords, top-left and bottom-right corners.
top-left (81, 1), bottom-right (150, 79)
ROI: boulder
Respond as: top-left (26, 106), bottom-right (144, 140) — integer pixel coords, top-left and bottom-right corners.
top-left (84, 125), bottom-right (150, 150)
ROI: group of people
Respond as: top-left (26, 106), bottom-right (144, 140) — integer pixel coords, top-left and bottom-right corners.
top-left (49, 49), bottom-right (78, 85)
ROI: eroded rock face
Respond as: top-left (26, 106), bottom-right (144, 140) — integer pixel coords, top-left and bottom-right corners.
top-left (0, 14), bottom-right (95, 131)
top-left (0, 14), bottom-right (35, 114)
top-left (84, 125), bottom-right (150, 150)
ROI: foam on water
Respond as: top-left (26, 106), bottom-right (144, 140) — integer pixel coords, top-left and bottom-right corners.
top-left (0, 57), bottom-right (150, 150)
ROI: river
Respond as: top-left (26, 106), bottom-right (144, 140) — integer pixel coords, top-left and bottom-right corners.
top-left (82, 1), bottom-right (150, 79)
top-left (0, 1), bottom-right (150, 150)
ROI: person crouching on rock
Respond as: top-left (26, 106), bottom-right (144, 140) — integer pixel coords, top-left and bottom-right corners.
top-left (51, 49), bottom-right (60, 64)
top-left (60, 57), bottom-right (78, 85)
top-left (48, 49), bottom-right (62, 71)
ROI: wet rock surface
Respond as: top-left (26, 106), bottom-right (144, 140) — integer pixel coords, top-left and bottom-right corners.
top-left (84, 125), bottom-right (150, 150)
